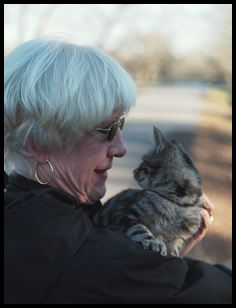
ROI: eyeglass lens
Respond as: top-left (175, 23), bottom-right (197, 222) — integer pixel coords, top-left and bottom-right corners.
top-left (108, 117), bottom-right (125, 141)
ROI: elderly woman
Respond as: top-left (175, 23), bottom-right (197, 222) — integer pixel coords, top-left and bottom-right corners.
top-left (4, 38), bottom-right (231, 304)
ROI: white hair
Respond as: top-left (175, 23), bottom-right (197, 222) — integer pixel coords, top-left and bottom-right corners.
top-left (4, 37), bottom-right (136, 174)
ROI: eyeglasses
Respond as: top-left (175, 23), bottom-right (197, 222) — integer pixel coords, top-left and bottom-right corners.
top-left (95, 115), bottom-right (125, 141)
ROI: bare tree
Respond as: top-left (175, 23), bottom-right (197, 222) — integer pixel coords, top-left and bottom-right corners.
top-left (17, 4), bottom-right (29, 44)
top-left (4, 4), bottom-right (58, 52)
top-left (217, 8), bottom-right (232, 92)
top-left (110, 31), bottom-right (175, 85)
top-left (34, 4), bottom-right (58, 37)
top-left (95, 4), bottom-right (132, 50)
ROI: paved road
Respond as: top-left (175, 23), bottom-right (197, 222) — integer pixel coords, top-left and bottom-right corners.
top-left (103, 85), bottom-right (208, 202)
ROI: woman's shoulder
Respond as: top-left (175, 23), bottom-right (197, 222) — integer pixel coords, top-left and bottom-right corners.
top-left (47, 227), bottom-right (231, 304)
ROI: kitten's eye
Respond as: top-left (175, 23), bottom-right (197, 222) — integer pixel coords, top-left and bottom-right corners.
top-left (184, 154), bottom-right (194, 167)
top-left (143, 159), bottom-right (155, 169)
top-left (140, 167), bottom-right (148, 173)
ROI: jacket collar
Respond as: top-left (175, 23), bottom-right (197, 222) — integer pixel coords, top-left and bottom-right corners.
top-left (5, 172), bottom-right (102, 211)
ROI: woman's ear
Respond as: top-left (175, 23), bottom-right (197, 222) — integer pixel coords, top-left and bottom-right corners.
top-left (26, 137), bottom-right (47, 163)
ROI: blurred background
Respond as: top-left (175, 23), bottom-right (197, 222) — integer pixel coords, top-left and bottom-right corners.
top-left (4, 4), bottom-right (232, 267)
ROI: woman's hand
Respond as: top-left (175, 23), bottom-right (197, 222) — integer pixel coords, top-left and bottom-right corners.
top-left (180, 193), bottom-right (214, 257)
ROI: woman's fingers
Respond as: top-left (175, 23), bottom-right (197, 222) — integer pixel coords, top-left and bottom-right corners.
top-left (200, 208), bottom-right (213, 228)
top-left (180, 194), bottom-right (214, 257)
top-left (200, 193), bottom-right (214, 215)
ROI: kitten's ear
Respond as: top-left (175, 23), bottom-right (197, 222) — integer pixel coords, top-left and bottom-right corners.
top-left (172, 140), bottom-right (185, 152)
top-left (172, 140), bottom-right (190, 157)
top-left (153, 126), bottom-right (168, 152)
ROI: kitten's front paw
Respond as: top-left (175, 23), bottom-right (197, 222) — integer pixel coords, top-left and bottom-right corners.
top-left (170, 246), bottom-right (181, 257)
top-left (142, 239), bottom-right (168, 256)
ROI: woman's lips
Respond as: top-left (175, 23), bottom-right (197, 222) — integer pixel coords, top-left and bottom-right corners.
top-left (94, 168), bottom-right (110, 180)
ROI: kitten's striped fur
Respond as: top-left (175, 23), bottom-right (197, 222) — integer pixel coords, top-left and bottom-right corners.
top-left (94, 127), bottom-right (203, 257)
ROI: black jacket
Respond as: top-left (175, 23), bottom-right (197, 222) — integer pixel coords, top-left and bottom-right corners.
top-left (4, 173), bottom-right (232, 304)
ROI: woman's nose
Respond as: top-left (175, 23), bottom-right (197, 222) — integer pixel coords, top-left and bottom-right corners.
top-left (107, 128), bottom-right (127, 158)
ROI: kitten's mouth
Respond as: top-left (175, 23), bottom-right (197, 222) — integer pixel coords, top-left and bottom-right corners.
top-left (137, 177), bottom-right (145, 182)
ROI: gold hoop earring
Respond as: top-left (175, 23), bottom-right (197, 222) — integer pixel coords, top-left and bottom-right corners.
top-left (34, 160), bottom-right (54, 185)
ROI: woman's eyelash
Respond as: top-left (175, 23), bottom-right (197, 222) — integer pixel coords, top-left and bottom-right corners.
top-left (103, 125), bottom-right (111, 130)
top-left (100, 130), bottom-right (109, 135)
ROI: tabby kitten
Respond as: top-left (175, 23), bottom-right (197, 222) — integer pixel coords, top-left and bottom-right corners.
top-left (94, 127), bottom-right (203, 257)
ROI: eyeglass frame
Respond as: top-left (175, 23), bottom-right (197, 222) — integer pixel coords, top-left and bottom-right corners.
top-left (95, 114), bottom-right (125, 142)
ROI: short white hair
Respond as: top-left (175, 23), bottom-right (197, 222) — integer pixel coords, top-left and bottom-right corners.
top-left (4, 37), bottom-right (136, 173)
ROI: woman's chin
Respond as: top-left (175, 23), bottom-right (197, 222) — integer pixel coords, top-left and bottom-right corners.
top-left (88, 184), bottom-right (106, 203)
top-left (96, 185), bottom-right (107, 200)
